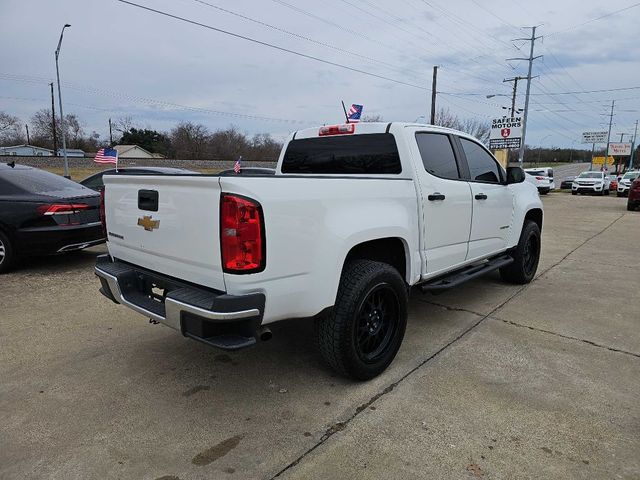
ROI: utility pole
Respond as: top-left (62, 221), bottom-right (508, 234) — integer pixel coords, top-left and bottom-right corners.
top-left (25, 125), bottom-right (30, 145)
top-left (508, 26), bottom-right (543, 166)
top-left (50, 82), bottom-right (58, 156)
top-left (629, 120), bottom-right (638, 170)
top-left (55, 23), bottom-right (71, 178)
top-left (604, 100), bottom-right (615, 173)
top-left (503, 76), bottom-right (526, 117)
top-left (109, 118), bottom-right (113, 146)
top-left (430, 66), bottom-right (438, 125)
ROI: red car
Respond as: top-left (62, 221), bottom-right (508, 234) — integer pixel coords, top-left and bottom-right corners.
top-left (609, 175), bottom-right (619, 191)
top-left (627, 178), bottom-right (640, 211)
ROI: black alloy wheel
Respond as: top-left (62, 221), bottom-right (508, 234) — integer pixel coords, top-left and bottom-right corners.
top-left (355, 284), bottom-right (400, 364)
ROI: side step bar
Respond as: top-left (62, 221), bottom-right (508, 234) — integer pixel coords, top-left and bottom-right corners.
top-left (421, 254), bottom-right (514, 292)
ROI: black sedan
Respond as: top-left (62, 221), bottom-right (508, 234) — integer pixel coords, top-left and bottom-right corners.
top-left (80, 166), bottom-right (195, 191)
top-left (560, 176), bottom-right (576, 189)
top-left (0, 162), bottom-right (105, 273)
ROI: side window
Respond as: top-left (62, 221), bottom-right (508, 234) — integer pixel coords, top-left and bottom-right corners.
top-left (415, 133), bottom-right (460, 180)
top-left (459, 138), bottom-right (503, 184)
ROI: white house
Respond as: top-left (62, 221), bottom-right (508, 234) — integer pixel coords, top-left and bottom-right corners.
top-left (57, 148), bottom-right (85, 157)
top-left (114, 144), bottom-right (163, 159)
top-left (0, 144), bottom-right (53, 156)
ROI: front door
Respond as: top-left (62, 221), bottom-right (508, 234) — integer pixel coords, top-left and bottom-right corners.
top-left (410, 130), bottom-right (473, 276)
top-left (457, 137), bottom-right (513, 261)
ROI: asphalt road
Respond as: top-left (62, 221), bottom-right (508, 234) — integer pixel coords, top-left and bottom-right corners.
top-left (1, 192), bottom-right (638, 479)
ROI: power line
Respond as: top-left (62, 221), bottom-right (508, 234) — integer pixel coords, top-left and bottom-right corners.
top-left (0, 72), bottom-right (320, 124)
top-left (440, 85), bottom-right (640, 96)
top-left (547, 2), bottom-right (640, 37)
top-left (188, 0), bottom-right (427, 80)
top-left (115, 0), bottom-right (429, 91)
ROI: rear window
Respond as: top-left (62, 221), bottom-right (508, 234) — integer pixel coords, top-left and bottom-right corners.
top-left (0, 168), bottom-right (93, 197)
top-left (281, 133), bottom-right (401, 174)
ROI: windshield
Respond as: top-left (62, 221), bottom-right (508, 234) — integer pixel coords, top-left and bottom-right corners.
top-left (623, 172), bottom-right (638, 179)
top-left (578, 172), bottom-right (602, 179)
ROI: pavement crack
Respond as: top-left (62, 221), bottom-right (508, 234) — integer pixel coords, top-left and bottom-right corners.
top-left (414, 298), bottom-right (484, 317)
top-left (270, 284), bottom-right (528, 479)
top-left (269, 212), bottom-right (628, 479)
top-left (491, 317), bottom-right (640, 359)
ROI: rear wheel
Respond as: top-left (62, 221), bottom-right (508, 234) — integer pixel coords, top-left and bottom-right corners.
top-left (0, 230), bottom-right (16, 274)
top-left (571, 191), bottom-right (577, 195)
top-left (500, 220), bottom-right (541, 285)
top-left (604, 188), bottom-right (610, 196)
top-left (316, 260), bottom-right (408, 380)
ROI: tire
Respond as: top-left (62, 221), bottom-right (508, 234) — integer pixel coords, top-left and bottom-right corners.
top-left (500, 220), bottom-right (541, 285)
top-left (604, 188), bottom-right (610, 196)
top-left (571, 191), bottom-right (577, 195)
top-left (628, 203), bottom-right (634, 211)
top-left (0, 230), bottom-right (16, 274)
top-left (316, 260), bottom-right (408, 380)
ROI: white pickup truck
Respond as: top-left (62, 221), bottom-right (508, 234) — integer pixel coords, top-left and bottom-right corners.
top-left (95, 122), bottom-right (543, 379)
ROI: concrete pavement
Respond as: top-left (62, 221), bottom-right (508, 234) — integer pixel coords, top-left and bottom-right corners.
top-left (1, 192), bottom-right (638, 479)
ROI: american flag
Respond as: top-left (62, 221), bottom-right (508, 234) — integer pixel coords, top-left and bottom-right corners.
top-left (347, 104), bottom-right (363, 123)
top-left (233, 156), bottom-right (242, 173)
top-left (94, 147), bottom-right (118, 165)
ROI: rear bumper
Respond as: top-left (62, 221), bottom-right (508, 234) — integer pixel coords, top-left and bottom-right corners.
top-left (15, 222), bottom-right (105, 255)
top-left (95, 255), bottom-right (265, 350)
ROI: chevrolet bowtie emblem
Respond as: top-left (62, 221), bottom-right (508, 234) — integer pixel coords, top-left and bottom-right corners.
top-left (137, 215), bottom-right (160, 231)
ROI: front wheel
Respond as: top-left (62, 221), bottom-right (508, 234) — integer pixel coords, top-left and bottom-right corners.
top-left (571, 191), bottom-right (577, 195)
top-left (500, 220), bottom-right (541, 284)
top-left (604, 188), bottom-right (610, 196)
top-left (0, 230), bottom-right (16, 274)
top-left (316, 260), bottom-right (408, 380)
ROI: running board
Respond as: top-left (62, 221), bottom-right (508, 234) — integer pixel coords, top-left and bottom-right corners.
top-left (420, 255), bottom-right (514, 292)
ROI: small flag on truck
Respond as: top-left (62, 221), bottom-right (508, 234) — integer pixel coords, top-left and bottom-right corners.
top-left (234, 156), bottom-right (242, 173)
top-left (94, 148), bottom-right (118, 165)
top-left (347, 104), bottom-right (363, 123)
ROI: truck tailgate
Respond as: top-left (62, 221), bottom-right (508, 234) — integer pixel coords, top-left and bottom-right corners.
top-left (103, 174), bottom-right (226, 291)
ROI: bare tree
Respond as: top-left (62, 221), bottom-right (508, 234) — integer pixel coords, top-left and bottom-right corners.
top-left (170, 122), bottom-right (210, 159)
top-left (361, 114), bottom-right (384, 122)
top-left (434, 108), bottom-right (490, 144)
top-left (0, 111), bottom-right (24, 145)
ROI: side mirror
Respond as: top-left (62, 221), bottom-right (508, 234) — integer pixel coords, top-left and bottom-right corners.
top-left (506, 166), bottom-right (525, 184)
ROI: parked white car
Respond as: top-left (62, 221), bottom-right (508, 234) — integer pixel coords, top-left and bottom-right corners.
top-left (95, 122), bottom-right (543, 379)
top-left (525, 171), bottom-right (553, 194)
top-left (572, 171), bottom-right (611, 196)
top-left (617, 170), bottom-right (640, 197)
top-left (524, 167), bottom-right (555, 192)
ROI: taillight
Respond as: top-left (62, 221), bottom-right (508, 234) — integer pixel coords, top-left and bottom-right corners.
top-left (319, 124), bottom-right (356, 136)
top-left (220, 193), bottom-right (265, 273)
top-left (535, 176), bottom-right (544, 180)
top-left (99, 189), bottom-right (106, 236)
top-left (37, 203), bottom-right (90, 215)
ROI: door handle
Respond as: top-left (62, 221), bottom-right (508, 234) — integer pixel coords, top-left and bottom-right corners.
top-left (428, 193), bottom-right (446, 201)
top-left (474, 193), bottom-right (488, 200)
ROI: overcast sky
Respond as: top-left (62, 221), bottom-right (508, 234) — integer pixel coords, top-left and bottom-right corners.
top-left (1, 0), bottom-right (639, 148)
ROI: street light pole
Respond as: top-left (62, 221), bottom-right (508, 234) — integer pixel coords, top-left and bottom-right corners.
top-left (55, 23), bottom-right (71, 178)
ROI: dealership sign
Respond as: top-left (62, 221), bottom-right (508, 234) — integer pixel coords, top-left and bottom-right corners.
top-left (582, 131), bottom-right (608, 144)
top-left (489, 117), bottom-right (522, 149)
top-left (608, 142), bottom-right (632, 156)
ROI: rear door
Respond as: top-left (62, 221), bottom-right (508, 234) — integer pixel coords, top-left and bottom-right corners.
top-left (104, 174), bottom-right (226, 291)
top-left (457, 137), bottom-right (513, 261)
top-left (409, 129), bottom-right (473, 275)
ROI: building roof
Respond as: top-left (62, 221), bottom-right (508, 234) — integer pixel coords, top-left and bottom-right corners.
top-left (0, 144), bottom-right (54, 152)
top-left (114, 144), bottom-right (154, 156)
